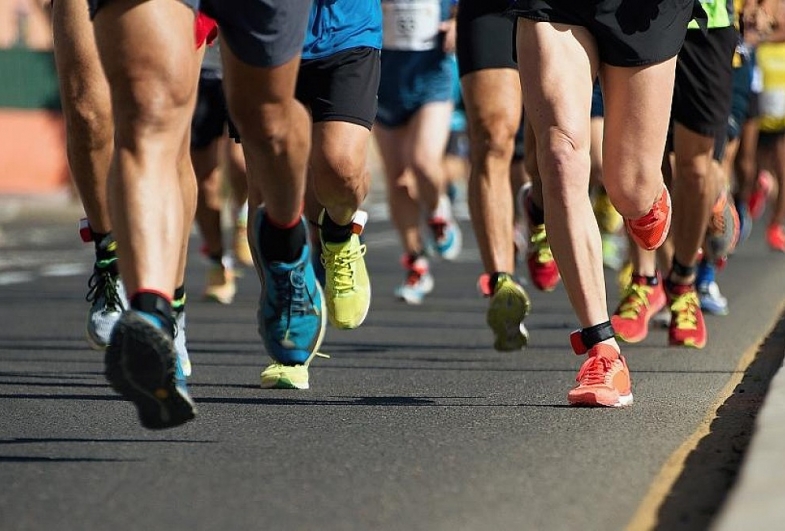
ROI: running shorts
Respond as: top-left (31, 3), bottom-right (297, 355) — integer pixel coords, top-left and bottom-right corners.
top-left (296, 46), bottom-right (380, 130)
top-left (191, 75), bottom-right (229, 149)
top-left (509, 0), bottom-right (700, 67)
top-left (88, 0), bottom-right (310, 68)
top-left (456, 0), bottom-right (516, 77)
top-left (672, 26), bottom-right (737, 138)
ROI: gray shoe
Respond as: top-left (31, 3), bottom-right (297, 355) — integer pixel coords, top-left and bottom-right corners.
top-left (85, 263), bottom-right (126, 350)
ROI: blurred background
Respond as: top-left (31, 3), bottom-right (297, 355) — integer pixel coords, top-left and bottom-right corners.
top-left (0, 0), bottom-right (69, 195)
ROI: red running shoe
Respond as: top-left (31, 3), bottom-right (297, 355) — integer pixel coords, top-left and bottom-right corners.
top-left (568, 344), bottom-right (633, 408)
top-left (624, 186), bottom-right (671, 251)
top-left (611, 274), bottom-right (667, 343)
top-left (667, 283), bottom-right (707, 349)
top-left (766, 224), bottom-right (785, 252)
top-left (527, 225), bottom-right (561, 291)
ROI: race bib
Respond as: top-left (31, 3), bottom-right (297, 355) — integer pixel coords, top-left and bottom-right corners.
top-left (760, 90), bottom-right (785, 118)
top-left (382, 0), bottom-right (441, 51)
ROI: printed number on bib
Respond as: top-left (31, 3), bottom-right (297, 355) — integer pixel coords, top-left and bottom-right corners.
top-left (382, 0), bottom-right (441, 51)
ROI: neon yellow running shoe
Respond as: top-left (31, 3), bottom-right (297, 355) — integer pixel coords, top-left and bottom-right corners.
top-left (486, 273), bottom-right (531, 351)
top-left (260, 352), bottom-right (330, 390)
top-left (319, 210), bottom-right (371, 329)
top-left (593, 190), bottom-right (624, 235)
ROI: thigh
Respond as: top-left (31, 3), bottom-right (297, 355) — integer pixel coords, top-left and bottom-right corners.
top-left (515, 18), bottom-right (596, 150)
top-left (461, 67), bottom-right (522, 138)
top-left (601, 58), bottom-right (678, 181)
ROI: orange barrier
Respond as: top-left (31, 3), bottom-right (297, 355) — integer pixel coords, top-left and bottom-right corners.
top-left (0, 109), bottom-right (69, 194)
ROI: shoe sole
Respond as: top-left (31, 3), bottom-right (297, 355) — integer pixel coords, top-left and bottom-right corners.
top-left (105, 313), bottom-right (196, 430)
top-left (487, 285), bottom-right (531, 351)
top-left (568, 391), bottom-right (634, 408)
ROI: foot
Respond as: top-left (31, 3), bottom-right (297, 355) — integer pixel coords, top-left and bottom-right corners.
top-left (611, 274), bottom-right (666, 343)
top-left (624, 185), bottom-right (671, 251)
top-left (486, 273), bottom-right (531, 352)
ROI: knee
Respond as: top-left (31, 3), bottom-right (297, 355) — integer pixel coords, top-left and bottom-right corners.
top-left (230, 101), bottom-right (294, 154)
top-left (113, 82), bottom-right (194, 141)
top-left (66, 97), bottom-right (113, 152)
top-left (469, 113), bottom-right (517, 161)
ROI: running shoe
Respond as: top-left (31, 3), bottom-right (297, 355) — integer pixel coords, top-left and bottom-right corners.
top-left (611, 274), bottom-right (666, 343)
top-left (85, 260), bottom-right (126, 351)
top-left (704, 191), bottom-right (740, 261)
top-left (173, 305), bottom-right (191, 381)
top-left (749, 170), bottom-right (774, 220)
top-left (527, 224), bottom-right (561, 291)
top-left (428, 215), bottom-right (462, 261)
top-left (105, 311), bottom-right (196, 429)
top-left (233, 223), bottom-right (253, 267)
top-left (203, 261), bottom-right (236, 305)
top-left (624, 185), bottom-right (671, 251)
top-left (395, 254), bottom-right (434, 305)
top-left (601, 233), bottom-right (626, 271)
top-left (735, 200), bottom-right (752, 247)
top-left (486, 273), bottom-right (531, 351)
top-left (250, 210), bottom-right (327, 369)
top-left (667, 284), bottom-right (707, 348)
top-left (593, 190), bottom-right (624, 234)
top-left (319, 209), bottom-right (371, 329)
top-left (766, 224), bottom-right (785, 252)
top-left (568, 343), bottom-right (633, 408)
top-left (698, 281), bottom-right (729, 316)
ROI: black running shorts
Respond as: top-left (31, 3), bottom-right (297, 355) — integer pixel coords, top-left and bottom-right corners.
top-left (672, 26), bottom-right (738, 138)
top-left (296, 46), bottom-right (381, 130)
top-left (456, 0), bottom-right (517, 77)
top-left (509, 0), bottom-right (699, 67)
top-left (191, 74), bottom-right (229, 150)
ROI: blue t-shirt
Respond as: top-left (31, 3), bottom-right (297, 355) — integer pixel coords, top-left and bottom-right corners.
top-left (302, 0), bottom-right (383, 60)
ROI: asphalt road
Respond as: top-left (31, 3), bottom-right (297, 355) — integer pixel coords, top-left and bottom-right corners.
top-left (2, 204), bottom-right (785, 531)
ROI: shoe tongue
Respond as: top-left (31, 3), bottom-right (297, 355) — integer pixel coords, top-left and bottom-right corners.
top-left (589, 344), bottom-right (620, 360)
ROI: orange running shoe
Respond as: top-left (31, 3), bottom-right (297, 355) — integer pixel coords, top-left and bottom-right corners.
top-left (667, 283), bottom-right (707, 348)
top-left (611, 274), bottom-right (666, 343)
top-left (568, 344), bottom-right (633, 407)
top-left (766, 224), bottom-right (785, 252)
top-left (624, 186), bottom-right (671, 251)
top-left (527, 224), bottom-right (561, 291)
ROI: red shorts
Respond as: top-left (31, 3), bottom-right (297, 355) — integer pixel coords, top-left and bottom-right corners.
top-left (195, 12), bottom-right (218, 48)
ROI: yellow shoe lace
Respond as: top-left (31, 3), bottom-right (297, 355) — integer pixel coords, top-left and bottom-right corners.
top-left (671, 291), bottom-right (699, 330)
top-left (321, 242), bottom-right (367, 294)
top-left (530, 226), bottom-right (554, 264)
top-left (617, 282), bottom-right (654, 319)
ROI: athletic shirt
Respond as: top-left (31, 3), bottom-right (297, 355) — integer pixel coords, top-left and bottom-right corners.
top-left (756, 42), bottom-right (785, 132)
top-left (302, 0), bottom-right (383, 60)
top-left (689, 0), bottom-right (733, 29)
top-left (381, 0), bottom-right (453, 52)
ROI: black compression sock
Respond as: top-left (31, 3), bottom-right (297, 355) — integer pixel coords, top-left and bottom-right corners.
top-left (320, 212), bottom-right (353, 244)
top-left (259, 215), bottom-right (307, 263)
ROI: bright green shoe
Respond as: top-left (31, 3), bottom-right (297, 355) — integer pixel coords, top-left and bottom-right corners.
top-left (486, 273), bottom-right (531, 352)
top-left (260, 352), bottom-right (330, 389)
top-left (319, 210), bottom-right (371, 329)
top-left (260, 362), bottom-right (310, 389)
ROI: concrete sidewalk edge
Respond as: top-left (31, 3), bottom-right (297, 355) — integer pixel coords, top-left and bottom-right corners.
top-left (712, 359), bottom-right (785, 530)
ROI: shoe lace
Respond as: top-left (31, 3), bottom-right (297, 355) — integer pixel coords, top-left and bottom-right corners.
top-left (576, 353), bottom-right (613, 386)
top-left (85, 264), bottom-right (124, 312)
top-left (530, 226), bottom-right (554, 263)
top-left (671, 291), bottom-right (700, 330)
top-left (270, 265), bottom-right (315, 318)
top-left (617, 282), bottom-right (653, 319)
top-left (321, 243), bottom-right (367, 293)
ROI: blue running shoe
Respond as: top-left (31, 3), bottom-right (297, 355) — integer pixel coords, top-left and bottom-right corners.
top-left (172, 306), bottom-right (191, 386)
top-left (428, 216), bottom-right (462, 261)
top-left (250, 210), bottom-right (327, 366)
top-left (105, 310), bottom-right (196, 429)
top-left (698, 281), bottom-right (729, 316)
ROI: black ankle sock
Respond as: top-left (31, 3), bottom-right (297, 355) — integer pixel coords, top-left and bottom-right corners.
top-left (632, 273), bottom-right (660, 286)
top-left (208, 252), bottom-right (223, 265)
top-left (320, 212), bottom-right (353, 244)
top-left (93, 231), bottom-right (118, 274)
top-left (259, 215), bottom-right (307, 263)
top-left (173, 285), bottom-right (186, 312)
top-left (130, 291), bottom-right (174, 337)
top-left (526, 196), bottom-right (545, 225)
top-left (669, 258), bottom-right (696, 280)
